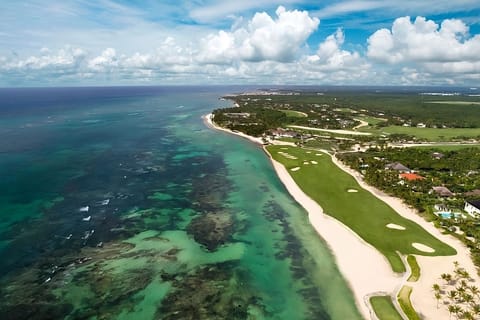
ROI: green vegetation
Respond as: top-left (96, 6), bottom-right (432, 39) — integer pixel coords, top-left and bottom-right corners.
top-left (280, 109), bottom-right (308, 118)
top-left (433, 262), bottom-right (480, 319)
top-left (356, 116), bottom-right (387, 126)
top-left (370, 296), bottom-right (403, 320)
top-left (267, 145), bottom-right (456, 272)
top-left (398, 286), bottom-right (420, 320)
top-left (426, 101), bottom-right (480, 105)
top-left (360, 125), bottom-right (480, 141)
top-left (412, 144), bottom-right (480, 151)
top-left (407, 255), bottom-right (420, 282)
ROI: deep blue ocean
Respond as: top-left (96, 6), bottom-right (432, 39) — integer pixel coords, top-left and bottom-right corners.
top-left (0, 86), bottom-right (360, 319)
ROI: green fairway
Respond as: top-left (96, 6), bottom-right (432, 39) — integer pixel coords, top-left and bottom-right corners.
top-left (360, 125), bottom-right (480, 141)
top-left (280, 109), bottom-right (308, 118)
top-left (355, 116), bottom-right (387, 126)
top-left (267, 145), bottom-right (456, 272)
top-left (370, 296), bottom-right (403, 320)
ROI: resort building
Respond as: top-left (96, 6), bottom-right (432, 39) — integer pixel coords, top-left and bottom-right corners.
top-left (385, 162), bottom-right (411, 173)
top-left (431, 186), bottom-right (454, 197)
top-left (399, 173), bottom-right (424, 181)
top-left (464, 200), bottom-right (480, 218)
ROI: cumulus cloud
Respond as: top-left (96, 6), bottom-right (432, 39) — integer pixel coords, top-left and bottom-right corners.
top-left (88, 48), bottom-right (118, 71)
top-left (305, 28), bottom-right (366, 71)
top-left (366, 16), bottom-right (480, 83)
top-left (367, 16), bottom-right (480, 64)
top-left (2, 46), bottom-right (86, 71)
top-left (198, 6), bottom-right (319, 63)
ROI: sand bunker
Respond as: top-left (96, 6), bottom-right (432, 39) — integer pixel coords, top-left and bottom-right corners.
top-left (303, 161), bottom-right (310, 165)
top-left (386, 223), bottom-right (406, 230)
top-left (347, 189), bottom-right (358, 193)
top-left (306, 151), bottom-right (311, 154)
top-left (278, 152), bottom-right (297, 160)
top-left (315, 154), bottom-right (322, 156)
top-left (291, 167), bottom-right (300, 172)
top-left (412, 242), bottom-right (435, 253)
top-left (310, 161), bottom-right (318, 164)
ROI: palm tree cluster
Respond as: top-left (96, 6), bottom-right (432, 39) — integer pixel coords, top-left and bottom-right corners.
top-left (433, 262), bottom-right (480, 319)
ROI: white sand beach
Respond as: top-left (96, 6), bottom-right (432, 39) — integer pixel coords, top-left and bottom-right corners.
top-left (331, 154), bottom-right (480, 320)
top-left (205, 115), bottom-right (480, 320)
top-left (203, 114), bottom-right (264, 145)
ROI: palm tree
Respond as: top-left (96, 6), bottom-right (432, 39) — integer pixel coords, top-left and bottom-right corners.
top-left (457, 286), bottom-right (466, 296)
top-left (448, 290), bottom-right (458, 302)
top-left (433, 283), bottom-right (441, 293)
top-left (472, 303), bottom-right (480, 315)
top-left (448, 305), bottom-right (455, 320)
top-left (469, 285), bottom-right (479, 299)
top-left (453, 305), bottom-right (463, 320)
top-left (462, 311), bottom-right (474, 320)
top-left (462, 293), bottom-right (474, 306)
top-left (435, 292), bottom-right (442, 308)
top-left (461, 270), bottom-right (471, 280)
top-left (442, 273), bottom-right (454, 285)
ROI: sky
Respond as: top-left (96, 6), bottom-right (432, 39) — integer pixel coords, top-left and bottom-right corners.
top-left (1, 0), bottom-right (480, 87)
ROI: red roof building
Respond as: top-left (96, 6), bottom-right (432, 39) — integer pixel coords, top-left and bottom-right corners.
top-left (399, 173), bottom-right (424, 181)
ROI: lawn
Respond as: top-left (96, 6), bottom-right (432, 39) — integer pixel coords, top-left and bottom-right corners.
top-left (370, 296), bottom-right (403, 320)
top-left (407, 255), bottom-right (420, 282)
top-left (359, 125), bottom-right (480, 141)
top-left (398, 286), bottom-right (420, 320)
top-left (355, 116), bottom-right (387, 126)
top-left (266, 145), bottom-right (456, 272)
top-left (279, 109), bottom-right (308, 118)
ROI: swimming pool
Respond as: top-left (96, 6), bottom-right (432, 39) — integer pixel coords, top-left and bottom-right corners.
top-left (437, 212), bottom-right (459, 219)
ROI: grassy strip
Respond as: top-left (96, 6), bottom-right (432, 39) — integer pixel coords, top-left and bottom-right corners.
top-left (406, 255), bottom-right (420, 282)
top-left (411, 144), bottom-right (480, 151)
top-left (370, 296), bottom-right (403, 320)
top-left (398, 286), bottom-right (420, 320)
top-left (266, 145), bottom-right (456, 272)
top-left (359, 125), bottom-right (480, 141)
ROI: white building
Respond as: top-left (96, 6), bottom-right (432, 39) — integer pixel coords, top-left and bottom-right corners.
top-left (464, 200), bottom-right (480, 217)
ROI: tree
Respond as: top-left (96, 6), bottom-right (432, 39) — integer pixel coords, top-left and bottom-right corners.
top-left (435, 292), bottom-right (442, 308)
top-left (447, 290), bottom-right (458, 302)
top-left (448, 305), bottom-right (455, 320)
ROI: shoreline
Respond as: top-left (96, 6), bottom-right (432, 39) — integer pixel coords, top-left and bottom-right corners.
top-left (204, 113), bottom-right (398, 319)
top-left (204, 113), bottom-right (480, 320)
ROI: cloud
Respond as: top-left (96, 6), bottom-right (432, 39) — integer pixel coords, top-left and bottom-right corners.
top-left (2, 46), bottom-right (86, 70)
top-left (198, 6), bottom-right (319, 63)
top-left (366, 16), bottom-right (480, 84)
top-left (315, 0), bottom-right (480, 19)
top-left (303, 28), bottom-right (369, 78)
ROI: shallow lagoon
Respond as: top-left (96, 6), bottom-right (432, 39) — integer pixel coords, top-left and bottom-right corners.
top-left (0, 87), bottom-right (361, 319)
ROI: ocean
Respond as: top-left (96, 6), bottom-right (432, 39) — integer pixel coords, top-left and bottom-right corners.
top-left (0, 86), bottom-right (361, 319)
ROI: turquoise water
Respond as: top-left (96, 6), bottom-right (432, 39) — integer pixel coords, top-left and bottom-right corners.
top-left (0, 87), bottom-right (361, 319)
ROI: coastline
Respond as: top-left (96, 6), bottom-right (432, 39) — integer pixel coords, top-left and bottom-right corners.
top-left (204, 113), bottom-right (398, 319)
top-left (204, 113), bottom-right (480, 320)
top-left (331, 154), bottom-right (480, 320)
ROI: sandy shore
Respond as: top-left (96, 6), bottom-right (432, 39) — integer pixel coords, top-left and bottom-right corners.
top-left (203, 114), bottom-right (264, 145)
top-left (204, 114), bottom-right (479, 319)
top-left (331, 154), bottom-right (480, 320)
